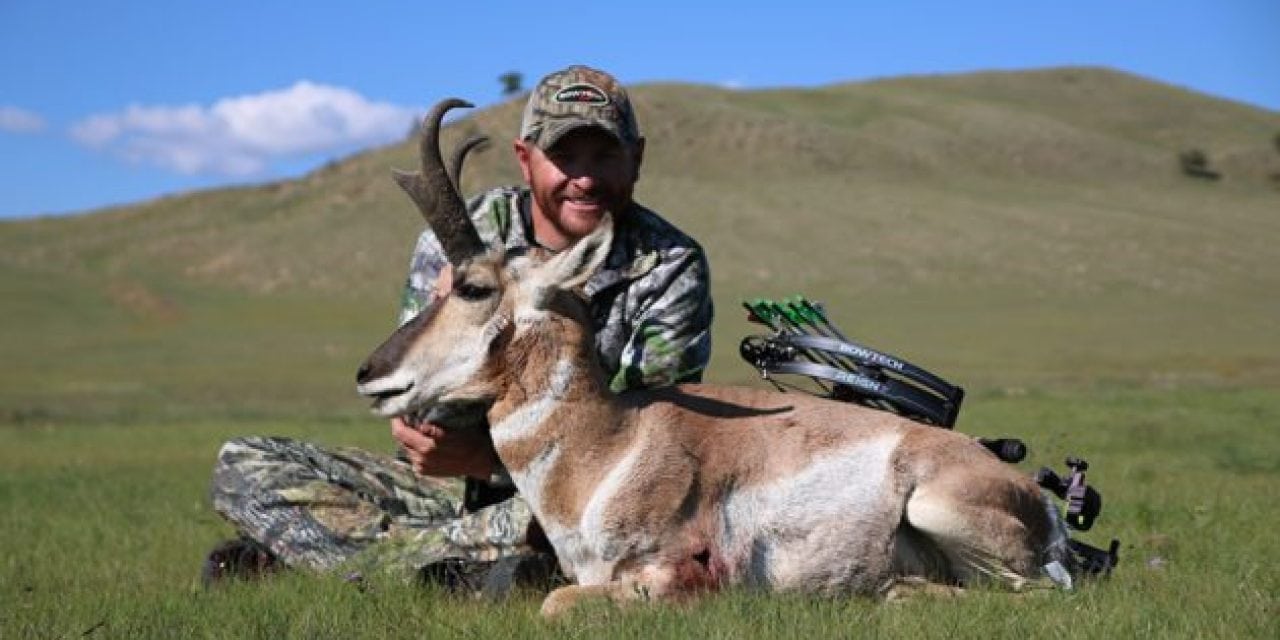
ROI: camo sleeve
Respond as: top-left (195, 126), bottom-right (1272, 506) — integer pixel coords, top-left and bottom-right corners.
top-left (398, 189), bottom-right (517, 326)
top-left (398, 231), bottom-right (449, 326)
top-left (608, 245), bottom-right (713, 392)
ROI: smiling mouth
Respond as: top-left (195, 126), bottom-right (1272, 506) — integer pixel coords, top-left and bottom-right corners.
top-left (563, 194), bottom-right (602, 207)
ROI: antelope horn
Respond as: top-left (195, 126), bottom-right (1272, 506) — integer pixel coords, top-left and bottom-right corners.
top-left (447, 133), bottom-right (490, 194)
top-left (393, 98), bottom-right (485, 265)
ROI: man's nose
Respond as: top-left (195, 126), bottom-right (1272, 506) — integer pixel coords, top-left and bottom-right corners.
top-left (567, 171), bottom-right (597, 190)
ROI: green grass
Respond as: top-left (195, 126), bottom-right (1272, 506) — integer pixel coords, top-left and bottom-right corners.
top-left (2, 67), bottom-right (1279, 636)
top-left (3, 388), bottom-right (1277, 638)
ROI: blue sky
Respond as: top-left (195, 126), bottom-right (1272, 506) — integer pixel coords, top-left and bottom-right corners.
top-left (1, 1), bottom-right (1276, 219)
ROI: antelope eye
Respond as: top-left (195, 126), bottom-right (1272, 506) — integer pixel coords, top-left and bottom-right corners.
top-left (455, 283), bottom-right (495, 301)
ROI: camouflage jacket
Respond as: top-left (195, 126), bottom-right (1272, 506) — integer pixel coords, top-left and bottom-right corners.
top-left (400, 186), bottom-right (713, 392)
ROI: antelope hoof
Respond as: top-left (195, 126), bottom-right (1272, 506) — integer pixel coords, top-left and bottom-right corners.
top-left (540, 585), bottom-right (585, 619)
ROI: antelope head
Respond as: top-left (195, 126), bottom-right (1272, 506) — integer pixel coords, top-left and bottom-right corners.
top-left (355, 98), bottom-right (613, 425)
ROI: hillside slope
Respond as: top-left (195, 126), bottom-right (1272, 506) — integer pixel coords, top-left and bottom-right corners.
top-left (3, 66), bottom-right (1278, 422)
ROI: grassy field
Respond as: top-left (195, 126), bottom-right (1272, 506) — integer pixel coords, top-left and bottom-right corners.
top-left (2, 388), bottom-right (1277, 637)
top-left (2, 67), bottom-right (1279, 636)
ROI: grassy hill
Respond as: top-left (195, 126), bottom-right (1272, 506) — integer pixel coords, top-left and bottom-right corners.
top-left (2, 66), bottom-right (1278, 423)
top-left (4, 66), bottom-right (1280, 638)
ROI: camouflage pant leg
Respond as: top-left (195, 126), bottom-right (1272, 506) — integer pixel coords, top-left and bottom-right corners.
top-left (349, 486), bottom-right (536, 578)
top-left (211, 436), bottom-right (534, 576)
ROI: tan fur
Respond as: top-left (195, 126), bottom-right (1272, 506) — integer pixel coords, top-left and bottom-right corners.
top-left (357, 216), bottom-right (1059, 617)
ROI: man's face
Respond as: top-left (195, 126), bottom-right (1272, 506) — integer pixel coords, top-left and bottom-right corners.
top-left (515, 127), bottom-right (644, 249)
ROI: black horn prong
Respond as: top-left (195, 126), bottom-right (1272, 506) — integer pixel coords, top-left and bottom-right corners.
top-left (395, 98), bottom-right (486, 265)
top-left (447, 134), bottom-right (490, 194)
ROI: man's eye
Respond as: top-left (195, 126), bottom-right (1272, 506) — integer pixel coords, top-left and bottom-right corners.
top-left (455, 283), bottom-right (495, 301)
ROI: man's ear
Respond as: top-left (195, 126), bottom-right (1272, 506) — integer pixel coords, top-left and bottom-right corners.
top-left (527, 213), bottom-right (614, 308)
top-left (514, 138), bottom-right (534, 184)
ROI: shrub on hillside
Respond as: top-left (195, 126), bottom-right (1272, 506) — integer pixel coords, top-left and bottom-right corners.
top-left (1179, 148), bottom-right (1221, 180)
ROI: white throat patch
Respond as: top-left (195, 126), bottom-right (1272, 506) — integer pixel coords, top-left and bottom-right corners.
top-left (491, 358), bottom-right (576, 447)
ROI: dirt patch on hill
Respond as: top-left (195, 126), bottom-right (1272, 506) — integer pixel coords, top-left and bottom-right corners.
top-left (107, 280), bottom-right (183, 323)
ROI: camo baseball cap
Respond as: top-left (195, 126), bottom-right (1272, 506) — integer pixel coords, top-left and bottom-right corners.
top-left (519, 65), bottom-right (641, 150)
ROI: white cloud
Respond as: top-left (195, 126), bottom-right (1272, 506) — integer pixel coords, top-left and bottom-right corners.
top-left (68, 81), bottom-right (420, 176)
top-left (69, 113), bottom-right (124, 146)
top-left (0, 106), bottom-right (48, 133)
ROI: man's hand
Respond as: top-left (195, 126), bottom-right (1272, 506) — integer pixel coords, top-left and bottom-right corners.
top-left (391, 416), bottom-right (497, 479)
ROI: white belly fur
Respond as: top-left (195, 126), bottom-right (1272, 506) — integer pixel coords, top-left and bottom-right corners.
top-left (719, 434), bottom-right (904, 593)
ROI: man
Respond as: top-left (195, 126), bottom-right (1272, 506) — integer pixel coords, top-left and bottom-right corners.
top-left (207, 65), bottom-right (714, 591)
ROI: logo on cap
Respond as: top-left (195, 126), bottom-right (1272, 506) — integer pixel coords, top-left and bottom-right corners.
top-left (553, 83), bottom-right (610, 105)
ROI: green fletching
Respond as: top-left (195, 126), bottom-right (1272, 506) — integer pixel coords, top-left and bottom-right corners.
top-left (785, 297), bottom-right (817, 325)
top-left (781, 299), bottom-right (803, 322)
top-left (745, 299), bottom-right (781, 330)
top-left (745, 296), bottom-right (832, 330)
top-left (761, 300), bottom-right (781, 315)
top-left (798, 302), bottom-right (822, 325)
top-left (777, 302), bottom-right (802, 325)
top-left (751, 300), bottom-right (775, 319)
top-left (803, 298), bottom-right (828, 322)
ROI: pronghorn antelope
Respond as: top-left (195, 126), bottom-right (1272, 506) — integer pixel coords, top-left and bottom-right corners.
top-left (357, 99), bottom-right (1074, 616)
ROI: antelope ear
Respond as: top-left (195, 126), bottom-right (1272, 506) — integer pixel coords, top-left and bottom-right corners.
top-left (528, 212), bottom-right (614, 308)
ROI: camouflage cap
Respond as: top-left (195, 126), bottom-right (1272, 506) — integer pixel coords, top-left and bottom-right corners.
top-left (519, 65), bottom-right (641, 150)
